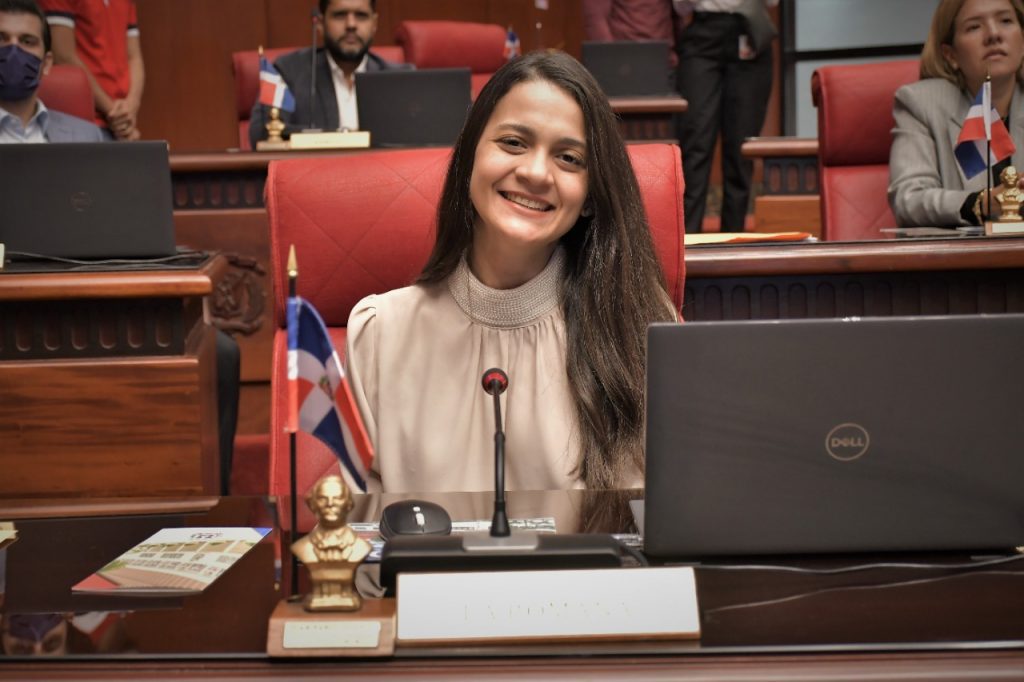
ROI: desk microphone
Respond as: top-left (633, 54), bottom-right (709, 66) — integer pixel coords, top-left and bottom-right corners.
top-left (379, 367), bottom-right (631, 595)
top-left (482, 368), bottom-right (510, 537)
top-left (307, 8), bottom-right (321, 132)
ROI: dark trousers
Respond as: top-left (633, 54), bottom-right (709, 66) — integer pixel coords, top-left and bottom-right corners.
top-left (676, 12), bottom-right (773, 233)
top-left (215, 329), bottom-right (240, 495)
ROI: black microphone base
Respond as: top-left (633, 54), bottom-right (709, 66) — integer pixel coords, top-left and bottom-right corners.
top-left (380, 532), bottom-right (626, 596)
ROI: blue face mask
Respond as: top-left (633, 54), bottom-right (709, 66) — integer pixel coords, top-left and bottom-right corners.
top-left (0, 43), bottom-right (44, 101)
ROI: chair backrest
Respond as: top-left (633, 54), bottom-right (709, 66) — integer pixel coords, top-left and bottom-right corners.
top-left (812, 59), bottom-right (919, 241)
top-left (394, 20), bottom-right (506, 99)
top-left (231, 45), bottom-right (407, 150)
top-left (265, 143), bottom-right (686, 500)
top-left (37, 64), bottom-right (94, 122)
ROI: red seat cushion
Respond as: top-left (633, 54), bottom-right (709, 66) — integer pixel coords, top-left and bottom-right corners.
top-left (37, 64), bottom-right (94, 122)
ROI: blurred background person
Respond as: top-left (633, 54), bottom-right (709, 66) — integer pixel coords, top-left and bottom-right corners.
top-left (889, 0), bottom-right (1024, 227)
top-left (38, 0), bottom-right (143, 140)
top-left (673, 0), bottom-right (777, 233)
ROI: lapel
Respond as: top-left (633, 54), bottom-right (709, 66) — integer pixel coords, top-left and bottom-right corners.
top-left (316, 50), bottom-right (340, 131)
top-left (44, 116), bottom-right (72, 142)
top-left (1009, 82), bottom-right (1024, 170)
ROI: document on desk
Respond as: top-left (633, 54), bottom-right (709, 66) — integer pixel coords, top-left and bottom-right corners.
top-left (397, 566), bottom-right (700, 643)
top-left (72, 527), bottom-right (271, 596)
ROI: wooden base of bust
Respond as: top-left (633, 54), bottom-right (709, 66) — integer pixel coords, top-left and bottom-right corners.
top-left (267, 598), bottom-right (396, 657)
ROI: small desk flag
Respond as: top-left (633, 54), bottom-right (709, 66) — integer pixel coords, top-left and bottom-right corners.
top-left (955, 82), bottom-right (1015, 180)
top-left (504, 26), bottom-right (521, 61)
top-left (258, 56), bottom-right (296, 112)
top-left (286, 295), bottom-right (373, 493)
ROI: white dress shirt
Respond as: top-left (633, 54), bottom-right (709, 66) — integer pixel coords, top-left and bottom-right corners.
top-left (328, 54), bottom-right (368, 132)
top-left (0, 100), bottom-right (49, 143)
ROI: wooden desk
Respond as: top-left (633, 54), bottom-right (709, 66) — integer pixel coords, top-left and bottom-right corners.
top-left (684, 237), bottom-right (1024, 321)
top-left (610, 95), bottom-right (687, 142)
top-left (0, 257), bottom-right (224, 497)
top-left (742, 136), bottom-right (820, 234)
top-left (0, 493), bottom-right (1021, 680)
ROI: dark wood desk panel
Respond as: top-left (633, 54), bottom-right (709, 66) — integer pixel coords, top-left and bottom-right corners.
top-left (0, 260), bottom-right (223, 497)
top-left (684, 238), bottom-right (1024, 321)
top-left (0, 493), bottom-right (1021, 680)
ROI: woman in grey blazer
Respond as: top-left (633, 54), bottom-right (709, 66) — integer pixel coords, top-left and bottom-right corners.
top-left (889, 0), bottom-right (1024, 227)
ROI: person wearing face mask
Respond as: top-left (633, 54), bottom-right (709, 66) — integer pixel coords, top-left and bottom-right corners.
top-left (890, 0), bottom-right (1024, 227)
top-left (0, 0), bottom-right (102, 143)
top-left (248, 0), bottom-right (410, 149)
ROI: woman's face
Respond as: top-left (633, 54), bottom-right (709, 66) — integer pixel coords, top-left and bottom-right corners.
top-left (469, 79), bottom-right (589, 265)
top-left (943, 0), bottom-right (1024, 91)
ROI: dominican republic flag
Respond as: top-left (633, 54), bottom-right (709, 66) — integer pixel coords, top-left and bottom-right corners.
top-left (258, 56), bottom-right (296, 112)
top-left (503, 26), bottom-right (521, 61)
top-left (287, 296), bottom-right (373, 493)
top-left (955, 81), bottom-right (1015, 180)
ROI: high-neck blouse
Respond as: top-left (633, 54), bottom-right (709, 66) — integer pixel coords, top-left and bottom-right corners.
top-left (346, 248), bottom-right (596, 493)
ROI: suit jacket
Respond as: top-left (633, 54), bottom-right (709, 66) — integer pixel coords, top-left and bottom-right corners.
top-left (249, 48), bottom-right (410, 149)
top-left (44, 108), bottom-right (106, 142)
top-left (888, 78), bottom-right (1024, 227)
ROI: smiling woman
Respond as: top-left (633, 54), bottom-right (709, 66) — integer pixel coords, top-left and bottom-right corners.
top-left (889, 0), bottom-right (1024, 227)
top-left (344, 50), bottom-right (677, 494)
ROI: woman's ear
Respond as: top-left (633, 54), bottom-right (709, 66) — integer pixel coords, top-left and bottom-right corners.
top-left (940, 43), bottom-right (959, 73)
top-left (580, 201), bottom-right (593, 218)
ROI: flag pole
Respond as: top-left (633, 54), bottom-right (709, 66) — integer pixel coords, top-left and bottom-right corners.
top-left (287, 244), bottom-right (300, 599)
top-left (986, 71), bottom-right (992, 219)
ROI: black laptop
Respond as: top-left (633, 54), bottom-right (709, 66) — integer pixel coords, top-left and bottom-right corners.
top-left (643, 315), bottom-right (1024, 559)
top-left (0, 141), bottom-right (177, 260)
top-left (356, 68), bottom-right (471, 148)
top-left (581, 40), bottom-right (674, 97)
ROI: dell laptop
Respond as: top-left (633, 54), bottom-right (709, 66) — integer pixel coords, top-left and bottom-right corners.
top-left (0, 141), bottom-right (177, 261)
top-left (356, 68), bottom-right (471, 148)
top-left (643, 315), bottom-right (1024, 558)
top-left (581, 40), bottom-right (674, 97)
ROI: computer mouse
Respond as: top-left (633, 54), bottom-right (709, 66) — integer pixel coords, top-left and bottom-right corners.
top-left (379, 500), bottom-right (452, 539)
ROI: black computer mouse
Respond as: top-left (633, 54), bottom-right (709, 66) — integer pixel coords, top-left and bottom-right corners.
top-left (379, 500), bottom-right (452, 539)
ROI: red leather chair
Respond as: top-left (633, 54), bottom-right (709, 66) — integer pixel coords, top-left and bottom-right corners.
top-left (37, 63), bottom-right (94, 122)
top-left (265, 144), bottom-right (686, 503)
top-left (812, 59), bottom-right (920, 241)
top-left (394, 21), bottom-right (507, 99)
top-left (231, 45), bottom-right (406, 150)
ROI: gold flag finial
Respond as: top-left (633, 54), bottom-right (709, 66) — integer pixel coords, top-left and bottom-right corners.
top-left (287, 244), bottom-right (298, 279)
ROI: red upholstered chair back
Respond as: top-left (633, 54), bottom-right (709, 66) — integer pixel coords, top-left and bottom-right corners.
top-left (812, 59), bottom-right (919, 241)
top-left (266, 144), bottom-right (686, 503)
top-left (231, 45), bottom-right (407, 150)
top-left (37, 64), bottom-right (94, 122)
top-left (394, 20), bottom-right (506, 98)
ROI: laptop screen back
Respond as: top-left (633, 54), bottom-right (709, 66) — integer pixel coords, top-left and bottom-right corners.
top-left (581, 40), bottom-right (673, 97)
top-left (0, 141), bottom-right (177, 260)
top-left (644, 315), bottom-right (1024, 558)
top-left (356, 68), bottom-right (471, 148)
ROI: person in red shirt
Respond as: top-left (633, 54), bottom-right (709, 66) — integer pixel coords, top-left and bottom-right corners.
top-left (38, 0), bottom-right (143, 140)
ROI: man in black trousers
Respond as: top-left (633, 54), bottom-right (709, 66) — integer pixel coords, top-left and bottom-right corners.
top-left (674, 0), bottom-right (777, 233)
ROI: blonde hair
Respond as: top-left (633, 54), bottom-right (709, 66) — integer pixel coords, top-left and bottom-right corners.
top-left (920, 0), bottom-right (1024, 90)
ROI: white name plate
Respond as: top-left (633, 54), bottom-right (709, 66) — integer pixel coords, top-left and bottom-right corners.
top-left (288, 130), bottom-right (370, 149)
top-left (396, 566), bottom-right (699, 644)
top-left (283, 620), bottom-right (380, 649)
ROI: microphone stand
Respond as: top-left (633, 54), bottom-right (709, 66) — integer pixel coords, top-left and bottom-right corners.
top-left (309, 9), bottom-right (319, 131)
top-left (487, 375), bottom-right (511, 537)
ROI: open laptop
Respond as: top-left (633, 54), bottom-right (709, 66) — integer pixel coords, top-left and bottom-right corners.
top-left (0, 141), bottom-right (177, 260)
top-left (356, 68), bottom-right (471, 148)
top-left (643, 315), bottom-right (1024, 559)
top-left (581, 40), bottom-right (674, 97)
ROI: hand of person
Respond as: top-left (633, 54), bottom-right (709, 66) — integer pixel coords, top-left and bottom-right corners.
top-left (106, 99), bottom-right (138, 138)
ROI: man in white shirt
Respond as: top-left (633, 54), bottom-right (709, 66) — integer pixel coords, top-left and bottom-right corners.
top-left (249, 0), bottom-right (409, 148)
top-left (0, 0), bottom-right (102, 143)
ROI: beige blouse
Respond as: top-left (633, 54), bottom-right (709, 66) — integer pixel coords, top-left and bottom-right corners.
top-left (346, 248), bottom-right (619, 493)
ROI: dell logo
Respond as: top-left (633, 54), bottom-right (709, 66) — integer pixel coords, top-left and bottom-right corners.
top-left (825, 423), bottom-right (870, 461)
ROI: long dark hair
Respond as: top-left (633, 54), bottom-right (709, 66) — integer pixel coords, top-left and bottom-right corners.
top-left (419, 50), bottom-right (675, 489)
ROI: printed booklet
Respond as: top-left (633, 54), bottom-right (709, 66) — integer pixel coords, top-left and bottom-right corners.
top-left (72, 527), bottom-right (271, 596)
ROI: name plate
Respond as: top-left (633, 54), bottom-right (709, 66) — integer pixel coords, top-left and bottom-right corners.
top-left (289, 130), bottom-right (370, 149)
top-left (283, 620), bottom-right (380, 649)
top-left (396, 566), bottom-right (699, 644)
top-left (986, 220), bottom-right (1024, 236)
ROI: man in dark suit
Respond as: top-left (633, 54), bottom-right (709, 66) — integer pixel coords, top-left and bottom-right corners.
top-left (249, 0), bottom-right (408, 148)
